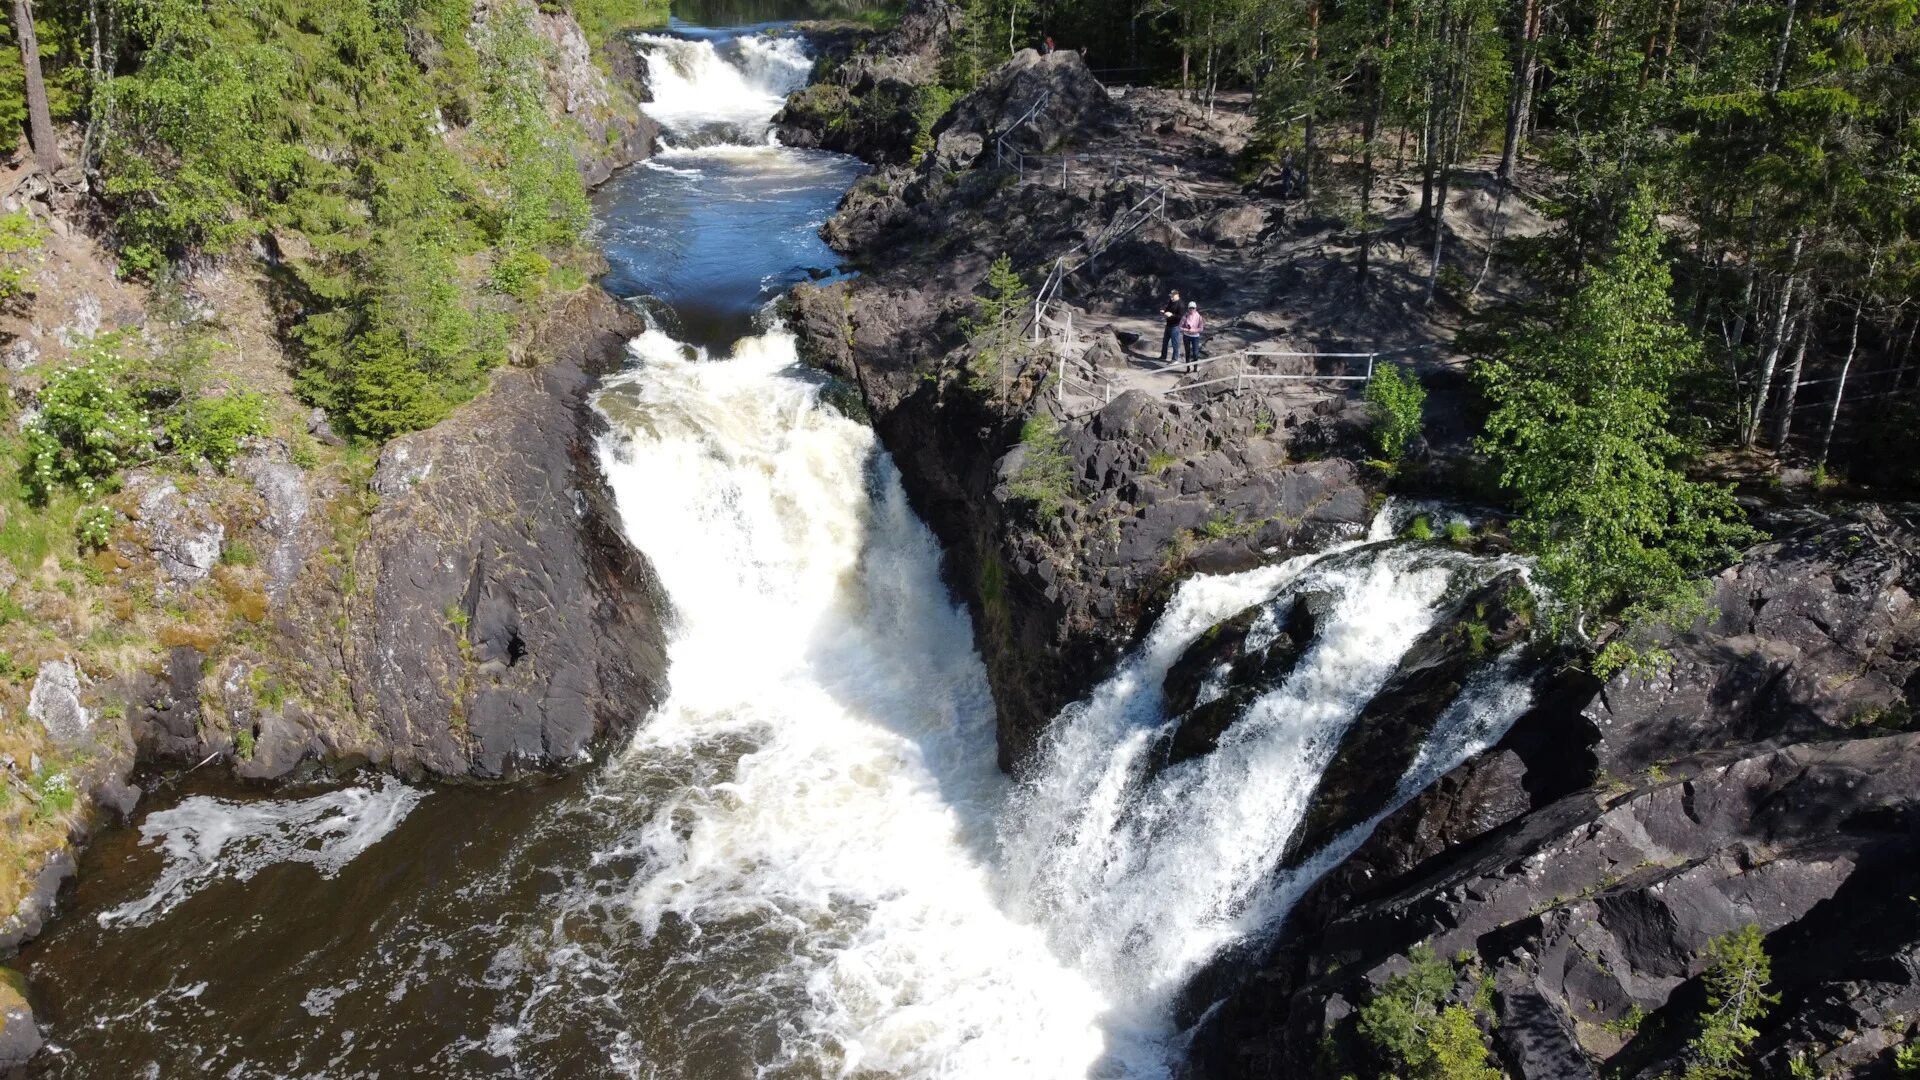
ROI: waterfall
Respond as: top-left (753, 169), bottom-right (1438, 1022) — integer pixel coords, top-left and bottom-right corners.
top-left (633, 32), bottom-right (813, 148)
top-left (45, 28), bottom-right (1543, 1078)
top-left (584, 323), bottom-right (1539, 1075)
top-left (590, 328), bottom-right (1133, 1077)
top-left (1000, 545), bottom-right (1536, 1032)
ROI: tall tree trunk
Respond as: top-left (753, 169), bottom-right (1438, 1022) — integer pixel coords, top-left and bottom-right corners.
top-left (1656, 0), bottom-right (1683, 82)
top-left (1817, 294), bottom-right (1866, 470)
top-left (1768, 0), bottom-right (1797, 92)
top-left (1357, 57), bottom-right (1383, 282)
top-left (1498, 0), bottom-right (1541, 182)
top-left (1302, 0), bottom-right (1322, 198)
top-left (1772, 295), bottom-right (1813, 449)
top-left (13, 0), bottom-right (62, 175)
top-left (1425, 20), bottom-right (1469, 305)
top-left (1746, 232), bottom-right (1804, 446)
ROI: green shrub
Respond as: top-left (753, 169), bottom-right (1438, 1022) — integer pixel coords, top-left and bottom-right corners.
top-left (965, 254), bottom-right (1033, 393)
top-left (910, 84), bottom-right (961, 165)
top-left (75, 506), bottom-right (116, 550)
top-left (25, 336), bottom-right (154, 500)
top-left (234, 728), bottom-right (256, 759)
top-left (1446, 519), bottom-right (1472, 545)
top-left (1406, 514), bottom-right (1435, 541)
top-left (0, 211), bottom-right (45, 303)
top-left (1364, 362), bottom-right (1427, 462)
top-left (1680, 925), bottom-right (1777, 1080)
top-left (491, 248), bottom-right (552, 301)
top-left (167, 392), bottom-right (269, 469)
top-left (1009, 412), bottom-right (1073, 521)
top-left (1358, 944), bottom-right (1501, 1080)
top-left (32, 771), bottom-right (76, 820)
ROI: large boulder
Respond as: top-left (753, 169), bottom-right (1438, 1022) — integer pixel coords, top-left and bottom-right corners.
top-left (1583, 508), bottom-right (1917, 775)
top-left (933, 49), bottom-right (1123, 158)
top-left (27, 660), bottom-right (91, 749)
top-left (0, 970), bottom-right (39, 1069)
top-left (125, 475), bottom-right (223, 586)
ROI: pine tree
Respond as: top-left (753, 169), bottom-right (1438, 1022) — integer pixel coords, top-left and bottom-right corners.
top-left (1476, 193), bottom-right (1757, 645)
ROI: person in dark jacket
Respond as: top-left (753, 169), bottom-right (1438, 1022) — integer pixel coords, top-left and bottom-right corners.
top-left (1158, 289), bottom-right (1183, 363)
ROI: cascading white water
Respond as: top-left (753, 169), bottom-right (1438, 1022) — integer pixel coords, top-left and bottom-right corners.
top-left (586, 316), bottom-right (1539, 1074)
top-left (591, 328), bottom-right (1136, 1076)
top-left (1000, 545), bottom-right (1536, 1032)
top-left (633, 32), bottom-right (812, 147)
top-left (578, 30), bottom-right (1540, 1074)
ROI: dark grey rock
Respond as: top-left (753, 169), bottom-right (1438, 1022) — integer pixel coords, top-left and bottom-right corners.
top-left (0, 851), bottom-right (74, 953)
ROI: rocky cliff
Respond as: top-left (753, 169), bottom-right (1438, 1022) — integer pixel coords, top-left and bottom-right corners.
top-left (785, 49), bottom-right (1377, 766)
top-left (1188, 507), bottom-right (1920, 1078)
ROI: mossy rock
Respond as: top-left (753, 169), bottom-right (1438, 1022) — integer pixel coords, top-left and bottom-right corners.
top-left (0, 966), bottom-right (41, 1066)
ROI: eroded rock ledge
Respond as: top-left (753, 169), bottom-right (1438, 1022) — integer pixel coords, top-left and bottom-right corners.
top-left (784, 50), bottom-right (1376, 766)
top-left (1189, 507), bottom-right (1920, 1079)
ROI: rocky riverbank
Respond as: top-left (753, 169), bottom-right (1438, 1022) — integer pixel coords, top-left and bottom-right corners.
top-left (1189, 506), bottom-right (1920, 1078)
top-left (0, 15), bottom-right (669, 1064)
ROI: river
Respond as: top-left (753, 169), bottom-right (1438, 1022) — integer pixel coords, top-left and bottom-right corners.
top-left (15, 9), bottom-right (1535, 1078)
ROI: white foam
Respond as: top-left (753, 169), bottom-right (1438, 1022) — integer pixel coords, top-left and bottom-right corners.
top-left (99, 779), bottom-right (426, 928)
top-left (592, 329), bottom-right (1129, 1076)
top-left (634, 33), bottom-right (811, 146)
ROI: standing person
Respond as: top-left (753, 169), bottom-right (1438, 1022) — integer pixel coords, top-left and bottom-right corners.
top-left (1044, 35), bottom-right (1056, 55)
top-left (1158, 289), bottom-right (1183, 363)
top-left (1180, 301), bottom-right (1205, 373)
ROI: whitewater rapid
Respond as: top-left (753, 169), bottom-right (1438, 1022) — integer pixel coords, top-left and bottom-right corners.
top-left (592, 328), bottom-right (1136, 1076)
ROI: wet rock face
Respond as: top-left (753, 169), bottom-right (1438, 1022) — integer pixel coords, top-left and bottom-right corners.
top-left (0, 852), bottom-right (73, 954)
top-left (1155, 596), bottom-right (1317, 768)
top-left (1284, 569), bottom-right (1530, 865)
top-left (324, 290), bottom-right (671, 779)
top-left (126, 646), bottom-right (206, 764)
top-left (1188, 510), bottom-right (1920, 1080)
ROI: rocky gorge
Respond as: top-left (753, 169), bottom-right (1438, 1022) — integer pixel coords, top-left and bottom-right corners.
top-left (0, 1), bottom-right (1913, 1076)
top-left (775, 14), bottom-right (1920, 1077)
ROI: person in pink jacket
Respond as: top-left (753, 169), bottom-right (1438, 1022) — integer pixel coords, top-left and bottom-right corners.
top-left (1179, 302), bottom-right (1204, 373)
